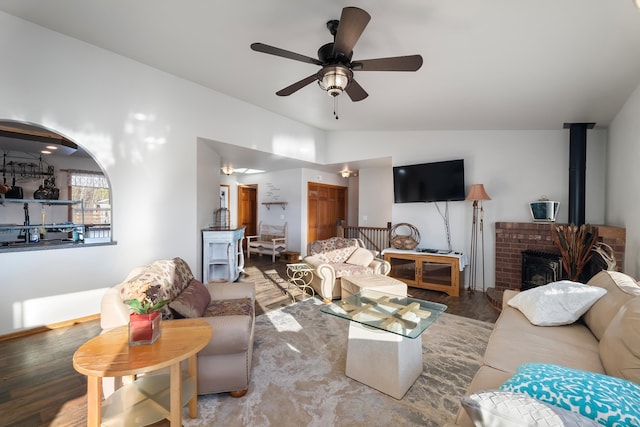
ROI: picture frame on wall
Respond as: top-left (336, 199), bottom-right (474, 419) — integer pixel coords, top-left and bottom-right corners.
top-left (220, 185), bottom-right (230, 210)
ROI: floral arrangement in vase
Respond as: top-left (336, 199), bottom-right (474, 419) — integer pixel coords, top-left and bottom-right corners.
top-left (124, 284), bottom-right (168, 345)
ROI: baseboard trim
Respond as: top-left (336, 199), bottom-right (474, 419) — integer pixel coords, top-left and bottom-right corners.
top-left (0, 313), bottom-right (100, 342)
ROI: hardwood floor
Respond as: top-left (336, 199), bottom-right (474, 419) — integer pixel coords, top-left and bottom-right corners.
top-left (0, 257), bottom-right (499, 426)
top-left (248, 257), bottom-right (500, 323)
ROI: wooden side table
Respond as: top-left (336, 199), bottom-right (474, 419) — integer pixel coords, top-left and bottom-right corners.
top-left (279, 250), bottom-right (300, 263)
top-left (73, 318), bottom-right (212, 427)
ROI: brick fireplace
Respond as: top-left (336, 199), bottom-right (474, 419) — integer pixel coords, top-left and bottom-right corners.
top-left (486, 125), bottom-right (627, 308)
top-left (487, 222), bottom-right (626, 309)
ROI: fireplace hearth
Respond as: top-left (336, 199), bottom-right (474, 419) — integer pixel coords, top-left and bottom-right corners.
top-left (487, 226), bottom-right (625, 312)
top-left (521, 250), bottom-right (563, 291)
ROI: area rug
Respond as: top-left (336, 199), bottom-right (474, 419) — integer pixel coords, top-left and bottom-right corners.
top-left (183, 298), bottom-right (493, 427)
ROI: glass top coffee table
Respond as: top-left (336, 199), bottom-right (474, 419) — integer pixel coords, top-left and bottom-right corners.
top-left (322, 289), bottom-right (447, 399)
top-left (321, 289), bottom-right (447, 339)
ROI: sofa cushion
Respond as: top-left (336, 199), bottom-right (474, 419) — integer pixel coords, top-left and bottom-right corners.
top-left (198, 314), bottom-right (253, 356)
top-left (461, 390), bottom-right (599, 427)
top-left (500, 363), bottom-right (640, 426)
top-left (204, 297), bottom-right (254, 317)
top-left (120, 257), bottom-right (194, 319)
top-left (599, 297), bottom-right (640, 384)
top-left (169, 279), bottom-right (211, 318)
top-left (331, 263), bottom-right (374, 279)
top-left (583, 270), bottom-right (640, 340)
top-left (346, 247), bottom-right (375, 267)
top-left (507, 280), bottom-right (606, 326)
top-left (320, 247), bottom-right (357, 264)
top-left (308, 237), bottom-right (360, 264)
top-left (483, 303), bottom-right (604, 375)
top-left (301, 254), bottom-right (324, 268)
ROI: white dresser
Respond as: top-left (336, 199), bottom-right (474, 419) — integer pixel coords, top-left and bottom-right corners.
top-left (202, 227), bottom-right (245, 283)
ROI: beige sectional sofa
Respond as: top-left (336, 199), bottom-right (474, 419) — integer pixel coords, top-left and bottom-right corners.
top-left (448, 270), bottom-right (640, 427)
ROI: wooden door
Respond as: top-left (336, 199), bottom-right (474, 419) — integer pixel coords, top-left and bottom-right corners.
top-left (237, 185), bottom-right (257, 247)
top-left (307, 182), bottom-right (347, 243)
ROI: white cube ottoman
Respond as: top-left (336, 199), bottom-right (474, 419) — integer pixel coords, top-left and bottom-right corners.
top-left (341, 274), bottom-right (407, 299)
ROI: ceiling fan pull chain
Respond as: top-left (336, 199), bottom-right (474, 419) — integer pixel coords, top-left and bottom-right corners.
top-left (334, 97), bottom-right (339, 120)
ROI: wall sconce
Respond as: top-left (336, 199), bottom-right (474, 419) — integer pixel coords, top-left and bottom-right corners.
top-left (341, 170), bottom-right (351, 178)
top-left (221, 166), bottom-right (233, 176)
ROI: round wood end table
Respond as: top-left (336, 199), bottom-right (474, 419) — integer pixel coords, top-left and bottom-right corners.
top-left (73, 318), bottom-right (212, 427)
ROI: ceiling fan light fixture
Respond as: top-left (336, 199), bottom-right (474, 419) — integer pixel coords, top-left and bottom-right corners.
top-left (318, 66), bottom-right (352, 97)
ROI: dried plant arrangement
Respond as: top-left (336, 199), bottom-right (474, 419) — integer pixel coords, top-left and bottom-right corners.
top-left (552, 224), bottom-right (599, 281)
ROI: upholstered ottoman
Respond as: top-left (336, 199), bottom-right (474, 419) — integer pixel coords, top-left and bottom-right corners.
top-left (341, 274), bottom-right (407, 299)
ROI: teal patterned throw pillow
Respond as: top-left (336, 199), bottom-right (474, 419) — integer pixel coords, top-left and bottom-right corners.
top-left (500, 363), bottom-right (640, 426)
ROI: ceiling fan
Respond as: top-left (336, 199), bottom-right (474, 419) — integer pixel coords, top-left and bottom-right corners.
top-left (250, 6), bottom-right (423, 103)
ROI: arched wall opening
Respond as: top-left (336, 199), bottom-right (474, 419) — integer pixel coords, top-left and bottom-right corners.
top-left (0, 119), bottom-right (114, 250)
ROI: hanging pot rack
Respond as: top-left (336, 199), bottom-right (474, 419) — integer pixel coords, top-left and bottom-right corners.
top-left (1, 151), bottom-right (55, 183)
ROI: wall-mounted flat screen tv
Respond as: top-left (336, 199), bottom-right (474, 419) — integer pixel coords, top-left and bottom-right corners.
top-left (393, 159), bottom-right (465, 203)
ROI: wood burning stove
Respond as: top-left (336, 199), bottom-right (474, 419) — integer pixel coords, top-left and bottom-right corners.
top-left (521, 250), bottom-right (563, 291)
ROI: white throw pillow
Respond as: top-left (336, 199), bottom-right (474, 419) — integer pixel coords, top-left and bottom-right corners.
top-left (345, 247), bottom-right (375, 267)
top-left (461, 390), bottom-right (599, 427)
top-left (507, 280), bottom-right (607, 326)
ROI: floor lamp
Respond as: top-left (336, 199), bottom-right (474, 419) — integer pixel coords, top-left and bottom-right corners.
top-left (466, 184), bottom-right (491, 293)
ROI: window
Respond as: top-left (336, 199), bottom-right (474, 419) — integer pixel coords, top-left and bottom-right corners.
top-left (68, 171), bottom-right (111, 240)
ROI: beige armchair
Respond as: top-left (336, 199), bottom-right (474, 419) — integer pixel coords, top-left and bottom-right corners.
top-left (100, 257), bottom-right (255, 397)
top-left (303, 237), bottom-right (391, 302)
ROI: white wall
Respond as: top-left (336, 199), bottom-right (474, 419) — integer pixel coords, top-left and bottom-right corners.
top-left (218, 173), bottom-right (238, 229)
top-left (347, 176), bottom-right (359, 226)
top-left (358, 166), bottom-right (392, 227)
top-left (0, 12), bottom-right (324, 334)
top-left (196, 139), bottom-right (221, 280)
top-left (237, 169), bottom-right (302, 253)
top-left (608, 83), bottom-right (640, 277)
top-left (233, 167), bottom-right (350, 255)
top-left (327, 129), bottom-right (607, 288)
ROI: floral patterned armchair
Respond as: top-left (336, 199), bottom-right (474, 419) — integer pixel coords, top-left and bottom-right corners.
top-left (303, 237), bottom-right (391, 302)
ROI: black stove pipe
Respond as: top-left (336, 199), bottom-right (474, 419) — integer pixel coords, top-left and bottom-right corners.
top-left (563, 122), bottom-right (595, 226)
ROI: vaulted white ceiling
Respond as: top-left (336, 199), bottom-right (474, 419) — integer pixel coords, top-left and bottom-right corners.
top-left (2, 0), bottom-right (640, 135)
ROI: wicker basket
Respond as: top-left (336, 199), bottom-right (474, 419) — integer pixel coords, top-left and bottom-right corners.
top-left (390, 223), bottom-right (420, 250)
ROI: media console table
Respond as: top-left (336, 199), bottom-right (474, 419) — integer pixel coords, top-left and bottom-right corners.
top-left (382, 249), bottom-right (467, 297)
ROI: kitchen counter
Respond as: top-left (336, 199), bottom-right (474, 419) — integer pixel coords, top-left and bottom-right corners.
top-left (0, 238), bottom-right (115, 253)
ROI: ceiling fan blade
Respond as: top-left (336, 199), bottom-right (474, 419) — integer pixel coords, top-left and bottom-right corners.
top-left (251, 42), bottom-right (322, 66)
top-left (352, 55), bottom-right (423, 72)
top-left (332, 7), bottom-right (371, 58)
top-left (345, 79), bottom-right (368, 102)
top-left (276, 74), bottom-right (318, 96)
